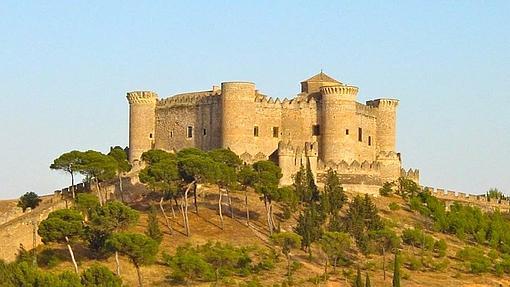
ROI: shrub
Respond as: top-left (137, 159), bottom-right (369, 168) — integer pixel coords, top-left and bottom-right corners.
top-left (163, 242), bottom-right (273, 283)
top-left (38, 249), bottom-right (62, 268)
top-left (81, 264), bottom-right (121, 287)
top-left (388, 202), bottom-right (400, 211)
top-left (401, 228), bottom-right (434, 251)
top-left (379, 182), bottom-right (394, 197)
top-left (456, 247), bottom-right (491, 273)
top-left (433, 239), bottom-right (447, 257)
top-left (431, 258), bottom-right (449, 271)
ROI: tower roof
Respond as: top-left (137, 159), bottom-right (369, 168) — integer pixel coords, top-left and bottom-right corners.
top-left (301, 72), bottom-right (342, 85)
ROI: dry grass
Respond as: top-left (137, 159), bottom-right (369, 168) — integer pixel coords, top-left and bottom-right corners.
top-left (34, 187), bottom-right (510, 286)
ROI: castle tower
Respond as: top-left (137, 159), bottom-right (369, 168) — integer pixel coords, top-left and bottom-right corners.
top-left (320, 84), bottom-right (359, 165)
top-left (126, 91), bottom-right (158, 163)
top-left (220, 82), bottom-right (256, 155)
top-left (366, 99), bottom-right (400, 182)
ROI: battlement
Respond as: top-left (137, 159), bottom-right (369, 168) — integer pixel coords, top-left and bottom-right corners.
top-left (157, 92), bottom-right (220, 108)
top-left (323, 160), bottom-right (381, 175)
top-left (126, 91), bottom-right (158, 104)
top-left (356, 102), bottom-right (377, 117)
top-left (366, 98), bottom-right (399, 109)
top-left (421, 186), bottom-right (510, 212)
top-left (320, 84), bottom-right (359, 96)
top-left (254, 94), bottom-right (318, 110)
top-left (401, 168), bottom-right (420, 182)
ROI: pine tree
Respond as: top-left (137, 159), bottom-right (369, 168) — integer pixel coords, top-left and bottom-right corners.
top-left (365, 273), bottom-right (371, 287)
top-left (392, 252), bottom-right (400, 287)
top-left (355, 267), bottom-right (363, 287)
top-left (146, 205), bottom-right (163, 243)
top-left (295, 202), bottom-right (323, 256)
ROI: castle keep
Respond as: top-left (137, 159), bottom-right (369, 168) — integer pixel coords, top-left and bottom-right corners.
top-left (126, 72), bottom-right (418, 193)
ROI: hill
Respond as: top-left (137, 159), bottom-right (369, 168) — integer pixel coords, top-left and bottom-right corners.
top-left (4, 182), bottom-right (510, 287)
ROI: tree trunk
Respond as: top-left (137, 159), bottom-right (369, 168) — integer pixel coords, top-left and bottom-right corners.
top-left (287, 254), bottom-right (291, 278)
top-left (118, 174), bottom-right (125, 202)
top-left (115, 251), bottom-right (121, 276)
top-left (268, 201), bottom-right (277, 232)
top-left (183, 182), bottom-right (195, 236)
top-left (383, 246), bottom-right (386, 281)
top-left (70, 171), bottom-right (76, 199)
top-left (159, 197), bottom-right (173, 234)
top-left (135, 263), bottom-right (143, 287)
top-left (65, 237), bottom-right (79, 274)
top-left (226, 188), bottom-right (234, 219)
top-left (244, 189), bottom-right (250, 226)
top-left (264, 196), bottom-right (273, 234)
top-left (170, 198), bottom-right (176, 219)
top-left (333, 257), bottom-right (338, 272)
top-left (193, 182), bottom-right (198, 214)
top-left (324, 257), bottom-right (328, 274)
top-left (32, 219), bottom-right (37, 267)
top-left (179, 199), bottom-right (186, 232)
top-left (218, 187), bottom-right (224, 230)
top-left (95, 180), bottom-right (103, 207)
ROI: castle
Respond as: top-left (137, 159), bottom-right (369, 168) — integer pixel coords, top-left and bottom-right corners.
top-left (126, 72), bottom-right (418, 194)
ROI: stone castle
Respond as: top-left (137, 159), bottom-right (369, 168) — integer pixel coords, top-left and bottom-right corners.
top-left (126, 72), bottom-right (419, 193)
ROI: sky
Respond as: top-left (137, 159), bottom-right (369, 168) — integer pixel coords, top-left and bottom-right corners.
top-left (0, 1), bottom-right (509, 199)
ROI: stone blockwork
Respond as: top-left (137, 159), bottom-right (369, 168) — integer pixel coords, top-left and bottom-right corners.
top-left (126, 72), bottom-right (419, 190)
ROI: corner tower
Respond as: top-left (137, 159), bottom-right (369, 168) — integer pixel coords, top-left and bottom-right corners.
top-left (126, 91), bottom-right (158, 163)
top-left (320, 84), bottom-right (359, 164)
top-left (220, 82), bottom-right (256, 155)
top-left (366, 99), bottom-right (400, 182)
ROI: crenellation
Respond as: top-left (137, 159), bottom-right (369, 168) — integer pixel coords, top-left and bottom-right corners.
top-left (127, 72), bottom-right (416, 191)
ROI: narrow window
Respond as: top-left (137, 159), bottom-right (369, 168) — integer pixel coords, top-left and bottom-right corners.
top-left (345, 129), bottom-right (349, 135)
top-left (187, 126), bottom-right (193, 138)
top-left (203, 128), bottom-right (207, 136)
top-left (312, 124), bottom-right (320, 136)
top-left (358, 128), bottom-right (362, 142)
top-left (170, 131), bottom-right (173, 138)
top-left (368, 136), bottom-right (372, 146)
top-left (254, 126), bottom-right (259, 137)
top-left (272, 127), bottom-right (279, 138)
top-left (149, 133), bottom-right (153, 139)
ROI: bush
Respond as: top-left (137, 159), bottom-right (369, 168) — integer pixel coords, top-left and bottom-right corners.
top-left (38, 249), bottom-right (62, 268)
top-left (81, 264), bottom-right (121, 287)
top-left (431, 258), bottom-right (449, 271)
top-left (163, 242), bottom-right (275, 283)
top-left (379, 182), bottom-right (394, 197)
top-left (456, 247), bottom-right (491, 273)
top-left (388, 202), bottom-right (400, 211)
top-left (433, 239), bottom-right (447, 257)
top-left (401, 228), bottom-right (435, 251)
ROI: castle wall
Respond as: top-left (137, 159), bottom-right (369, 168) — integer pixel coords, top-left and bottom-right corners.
top-left (154, 96), bottom-right (221, 152)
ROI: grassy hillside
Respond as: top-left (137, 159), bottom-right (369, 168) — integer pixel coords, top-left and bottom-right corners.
top-left (9, 184), bottom-right (509, 287)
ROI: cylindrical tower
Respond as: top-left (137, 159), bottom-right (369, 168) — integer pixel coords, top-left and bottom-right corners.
top-left (366, 99), bottom-right (399, 153)
top-left (320, 84), bottom-right (359, 164)
top-left (220, 82), bottom-right (256, 155)
top-left (126, 91), bottom-right (158, 163)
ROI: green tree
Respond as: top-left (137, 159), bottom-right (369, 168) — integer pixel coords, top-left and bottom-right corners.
top-left (106, 232), bottom-right (159, 287)
top-left (177, 148), bottom-right (219, 235)
top-left (392, 252), bottom-right (400, 287)
top-left (379, 181), bottom-right (394, 197)
top-left (38, 209), bottom-right (84, 273)
top-left (81, 264), bottom-right (122, 287)
top-left (295, 202), bottom-right (324, 257)
top-left (75, 193), bottom-right (100, 221)
top-left (343, 194), bottom-right (383, 252)
top-left (397, 177), bottom-right (420, 198)
top-left (108, 146), bottom-right (132, 202)
top-left (87, 201), bottom-right (139, 275)
top-left (319, 231), bottom-right (351, 273)
top-left (270, 232), bottom-right (302, 279)
top-left (50, 150), bottom-right (84, 199)
top-left (252, 160), bottom-right (282, 234)
top-left (238, 165), bottom-right (257, 226)
top-left (209, 149), bottom-right (242, 226)
top-left (322, 169), bottom-right (346, 216)
top-left (78, 150), bottom-right (118, 206)
top-left (139, 149), bottom-right (179, 235)
top-left (354, 267), bottom-right (363, 287)
top-left (365, 273), bottom-right (371, 287)
top-left (17, 191), bottom-right (42, 266)
top-left (146, 205), bottom-right (163, 243)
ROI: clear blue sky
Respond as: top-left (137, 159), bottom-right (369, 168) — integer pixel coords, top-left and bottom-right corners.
top-left (1, 1), bottom-right (509, 199)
